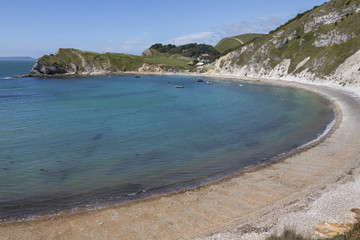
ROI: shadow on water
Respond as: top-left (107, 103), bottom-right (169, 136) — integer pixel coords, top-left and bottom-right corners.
top-left (92, 133), bottom-right (102, 141)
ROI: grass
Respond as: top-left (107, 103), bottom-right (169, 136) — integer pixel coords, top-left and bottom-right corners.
top-left (143, 55), bottom-right (190, 67)
top-left (234, 33), bottom-right (265, 44)
top-left (37, 47), bottom-right (196, 74)
top-left (267, 229), bottom-right (313, 240)
top-left (215, 38), bottom-right (243, 53)
top-left (215, 33), bottom-right (265, 53)
top-left (142, 49), bottom-right (194, 70)
top-left (38, 49), bottom-right (144, 73)
top-left (267, 216), bottom-right (360, 240)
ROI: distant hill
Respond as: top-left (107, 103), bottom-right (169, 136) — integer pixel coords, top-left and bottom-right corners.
top-left (215, 33), bottom-right (265, 53)
top-left (25, 43), bottom-right (220, 77)
top-left (24, 47), bottom-right (198, 77)
top-left (0, 57), bottom-right (36, 61)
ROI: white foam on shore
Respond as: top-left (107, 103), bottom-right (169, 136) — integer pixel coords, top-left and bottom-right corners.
top-left (298, 109), bottom-right (337, 150)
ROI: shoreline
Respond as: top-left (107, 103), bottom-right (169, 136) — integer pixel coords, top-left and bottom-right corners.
top-left (1, 74), bottom-right (337, 221)
top-left (0, 74), bottom-right (337, 222)
top-left (1, 75), bottom-right (360, 239)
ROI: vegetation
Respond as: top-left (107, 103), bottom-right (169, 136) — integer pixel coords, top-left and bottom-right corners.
top-left (267, 229), bottom-right (313, 240)
top-left (267, 214), bottom-right (360, 240)
top-left (37, 48), bottom-right (144, 74)
top-left (215, 38), bottom-right (243, 53)
top-left (234, 33), bottom-right (265, 44)
top-left (215, 33), bottom-right (265, 53)
top-left (149, 43), bottom-right (220, 61)
top-left (226, 0), bottom-right (360, 79)
top-left (269, 5), bottom-right (322, 34)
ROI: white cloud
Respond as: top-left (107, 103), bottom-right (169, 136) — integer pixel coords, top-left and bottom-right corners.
top-left (167, 32), bottom-right (218, 45)
top-left (164, 16), bottom-right (286, 48)
top-left (214, 16), bottom-right (285, 38)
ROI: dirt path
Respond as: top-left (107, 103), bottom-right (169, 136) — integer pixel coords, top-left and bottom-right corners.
top-left (231, 37), bottom-right (244, 44)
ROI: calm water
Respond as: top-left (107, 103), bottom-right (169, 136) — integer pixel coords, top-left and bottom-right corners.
top-left (0, 61), bottom-right (334, 220)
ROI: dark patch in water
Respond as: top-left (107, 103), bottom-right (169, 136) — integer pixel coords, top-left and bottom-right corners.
top-left (59, 170), bottom-right (71, 181)
top-left (0, 94), bottom-right (35, 100)
top-left (3, 168), bottom-right (9, 171)
top-left (193, 143), bottom-right (212, 152)
top-left (84, 145), bottom-right (97, 157)
top-left (92, 133), bottom-right (102, 141)
top-left (245, 140), bottom-right (260, 148)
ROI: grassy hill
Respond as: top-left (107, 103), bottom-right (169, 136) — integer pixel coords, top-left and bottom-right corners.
top-left (209, 0), bottom-right (360, 86)
top-left (215, 33), bottom-right (264, 53)
top-left (36, 48), bottom-right (144, 74)
top-left (141, 49), bottom-right (193, 69)
top-left (29, 47), bottom-right (197, 76)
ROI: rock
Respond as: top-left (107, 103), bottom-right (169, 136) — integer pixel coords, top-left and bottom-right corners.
top-left (140, 49), bottom-right (153, 57)
top-left (276, 38), bottom-right (288, 48)
top-left (314, 222), bottom-right (351, 237)
top-left (313, 29), bottom-right (356, 47)
top-left (351, 208), bottom-right (360, 217)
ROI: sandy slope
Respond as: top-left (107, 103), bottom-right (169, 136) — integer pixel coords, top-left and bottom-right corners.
top-left (1, 77), bottom-right (360, 240)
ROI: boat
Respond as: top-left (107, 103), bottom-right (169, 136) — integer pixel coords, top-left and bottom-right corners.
top-left (135, 75), bottom-right (140, 78)
top-left (197, 79), bottom-right (204, 82)
top-left (175, 85), bottom-right (184, 88)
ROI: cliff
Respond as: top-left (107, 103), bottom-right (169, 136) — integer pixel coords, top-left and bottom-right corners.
top-left (26, 49), bottom-right (144, 77)
top-left (205, 0), bottom-right (360, 87)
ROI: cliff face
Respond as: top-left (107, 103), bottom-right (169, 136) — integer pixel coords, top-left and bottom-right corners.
top-left (27, 48), bottom-right (145, 77)
top-left (205, 0), bottom-right (360, 87)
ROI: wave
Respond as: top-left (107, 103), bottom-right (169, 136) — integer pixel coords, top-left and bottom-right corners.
top-left (0, 76), bottom-right (12, 80)
top-left (298, 109), bottom-right (337, 150)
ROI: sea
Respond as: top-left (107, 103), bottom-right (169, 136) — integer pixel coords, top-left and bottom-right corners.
top-left (0, 60), bottom-right (335, 220)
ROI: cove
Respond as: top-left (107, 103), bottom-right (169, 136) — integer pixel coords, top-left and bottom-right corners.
top-left (0, 74), bottom-right (335, 220)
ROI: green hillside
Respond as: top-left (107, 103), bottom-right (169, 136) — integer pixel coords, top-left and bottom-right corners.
top-left (234, 33), bottom-right (265, 44)
top-left (37, 49), bottom-right (144, 74)
top-left (235, 0), bottom-right (360, 76)
top-left (208, 0), bottom-right (360, 86)
top-left (142, 48), bottom-right (194, 70)
top-left (215, 33), bottom-right (264, 53)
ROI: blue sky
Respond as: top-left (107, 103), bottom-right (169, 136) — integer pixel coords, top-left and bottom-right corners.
top-left (1, 0), bottom-right (327, 58)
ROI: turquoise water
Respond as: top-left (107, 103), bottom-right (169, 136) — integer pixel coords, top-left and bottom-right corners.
top-left (0, 61), bottom-right (334, 220)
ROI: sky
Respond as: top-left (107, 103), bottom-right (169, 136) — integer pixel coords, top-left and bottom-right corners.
top-left (1, 0), bottom-right (327, 58)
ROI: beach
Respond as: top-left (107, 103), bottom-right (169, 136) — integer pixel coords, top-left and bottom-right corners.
top-left (1, 77), bottom-right (360, 240)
